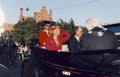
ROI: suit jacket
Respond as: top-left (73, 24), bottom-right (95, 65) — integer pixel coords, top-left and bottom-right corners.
top-left (68, 36), bottom-right (81, 53)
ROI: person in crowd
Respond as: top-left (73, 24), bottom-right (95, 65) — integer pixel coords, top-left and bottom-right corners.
top-left (6, 36), bottom-right (17, 66)
top-left (17, 44), bottom-right (24, 60)
top-left (80, 17), bottom-right (117, 51)
top-left (68, 26), bottom-right (83, 52)
top-left (0, 37), bottom-right (6, 63)
top-left (23, 45), bottom-right (31, 59)
top-left (38, 23), bottom-right (50, 48)
top-left (45, 26), bottom-right (71, 51)
top-left (6, 36), bottom-right (14, 47)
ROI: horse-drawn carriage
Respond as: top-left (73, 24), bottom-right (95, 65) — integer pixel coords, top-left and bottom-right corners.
top-left (21, 23), bottom-right (120, 77)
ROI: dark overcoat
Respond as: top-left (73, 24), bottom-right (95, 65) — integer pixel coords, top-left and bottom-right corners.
top-left (80, 27), bottom-right (117, 51)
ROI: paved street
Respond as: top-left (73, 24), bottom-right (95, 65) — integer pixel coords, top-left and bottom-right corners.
top-left (9, 59), bottom-right (22, 77)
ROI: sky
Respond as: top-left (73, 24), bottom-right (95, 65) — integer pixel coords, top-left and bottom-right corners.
top-left (0, 0), bottom-right (120, 26)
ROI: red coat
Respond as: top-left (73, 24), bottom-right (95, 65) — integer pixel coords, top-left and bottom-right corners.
top-left (38, 30), bottom-right (49, 47)
top-left (45, 30), bottom-right (71, 51)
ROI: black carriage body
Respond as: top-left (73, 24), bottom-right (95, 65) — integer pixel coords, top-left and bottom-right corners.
top-left (21, 48), bottom-right (120, 77)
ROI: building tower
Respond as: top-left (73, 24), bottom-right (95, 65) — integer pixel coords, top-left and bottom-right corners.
top-left (34, 6), bottom-right (53, 22)
top-left (19, 8), bottom-right (23, 21)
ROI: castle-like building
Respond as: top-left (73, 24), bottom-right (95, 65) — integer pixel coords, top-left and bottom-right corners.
top-left (19, 6), bottom-right (52, 22)
top-left (34, 6), bottom-right (53, 22)
top-left (19, 8), bottom-right (29, 22)
top-left (3, 6), bottom-right (53, 31)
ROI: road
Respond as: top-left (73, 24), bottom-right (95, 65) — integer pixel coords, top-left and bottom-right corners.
top-left (9, 58), bottom-right (22, 77)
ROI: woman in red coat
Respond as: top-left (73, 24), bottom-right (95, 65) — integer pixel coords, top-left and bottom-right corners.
top-left (45, 26), bottom-right (71, 51)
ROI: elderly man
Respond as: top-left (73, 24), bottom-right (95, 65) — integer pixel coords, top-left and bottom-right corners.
top-left (80, 18), bottom-right (117, 50)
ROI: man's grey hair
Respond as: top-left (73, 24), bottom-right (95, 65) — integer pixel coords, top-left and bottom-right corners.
top-left (86, 18), bottom-right (102, 31)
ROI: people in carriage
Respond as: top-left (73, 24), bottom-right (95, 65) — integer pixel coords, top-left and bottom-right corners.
top-left (45, 26), bottom-right (71, 51)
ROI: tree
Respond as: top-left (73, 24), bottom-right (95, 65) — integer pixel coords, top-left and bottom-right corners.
top-left (12, 18), bottom-right (42, 45)
top-left (56, 18), bottom-right (87, 35)
top-left (1, 30), bottom-right (9, 39)
top-left (56, 18), bottom-right (76, 35)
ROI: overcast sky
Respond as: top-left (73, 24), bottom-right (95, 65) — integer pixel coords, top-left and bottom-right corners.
top-left (0, 0), bottom-right (120, 26)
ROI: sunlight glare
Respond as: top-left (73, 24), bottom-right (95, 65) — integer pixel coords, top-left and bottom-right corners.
top-left (0, 8), bottom-right (5, 27)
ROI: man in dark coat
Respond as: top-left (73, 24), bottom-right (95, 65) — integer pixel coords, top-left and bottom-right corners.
top-left (80, 27), bottom-right (117, 51)
top-left (68, 26), bottom-right (83, 53)
top-left (71, 18), bottom-right (118, 77)
top-left (80, 18), bottom-right (117, 51)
